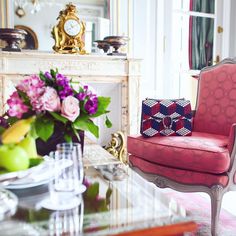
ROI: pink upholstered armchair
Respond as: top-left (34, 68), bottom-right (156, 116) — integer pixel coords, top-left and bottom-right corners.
top-left (128, 58), bottom-right (236, 236)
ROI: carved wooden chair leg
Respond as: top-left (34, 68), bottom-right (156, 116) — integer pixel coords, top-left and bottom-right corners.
top-left (210, 185), bottom-right (224, 236)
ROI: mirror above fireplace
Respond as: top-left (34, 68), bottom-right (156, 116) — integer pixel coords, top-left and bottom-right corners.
top-left (13, 0), bottom-right (110, 52)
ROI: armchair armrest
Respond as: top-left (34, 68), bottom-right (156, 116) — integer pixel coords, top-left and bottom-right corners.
top-left (228, 123), bottom-right (236, 155)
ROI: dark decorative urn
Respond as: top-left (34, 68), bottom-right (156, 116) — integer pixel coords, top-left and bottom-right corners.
top-left (0, 28), bottom-right (27, 52)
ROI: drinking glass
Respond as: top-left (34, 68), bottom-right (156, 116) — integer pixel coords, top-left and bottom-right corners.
top-left (49, 150), bottom-right (81, 208)
top-left (56, 143), bottom-right (84, 185)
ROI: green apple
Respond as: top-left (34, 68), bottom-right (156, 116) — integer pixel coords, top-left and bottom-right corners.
top-left (17, 135), bottom-right (38, 158)
top-left (0, 144), bottom-right (29, 172)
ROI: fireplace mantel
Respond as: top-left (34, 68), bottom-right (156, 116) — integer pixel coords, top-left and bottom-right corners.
top-left (0, 51), bottom-right (142, 144)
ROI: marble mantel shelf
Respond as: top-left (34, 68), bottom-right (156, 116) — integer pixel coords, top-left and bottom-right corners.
top-left (0, 51), bottom-right (142, 143)
top-left (0, 51), bottom-right (141, 77)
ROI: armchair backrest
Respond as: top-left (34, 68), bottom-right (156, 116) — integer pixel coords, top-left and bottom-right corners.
top-left (194, 58), bottom-right (236, 136)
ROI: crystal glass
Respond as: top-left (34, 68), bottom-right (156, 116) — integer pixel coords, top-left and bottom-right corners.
top-left (56, 143), bottom-right (84, 185)
top-left (48, 150), bottom-right (81, 208)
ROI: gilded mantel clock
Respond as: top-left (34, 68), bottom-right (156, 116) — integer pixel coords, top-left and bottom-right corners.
top-left (52, 3), bottom-right (86, 54)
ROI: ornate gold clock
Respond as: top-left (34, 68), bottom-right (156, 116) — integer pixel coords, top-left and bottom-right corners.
top-left (52, 3), bottom-right (86, 54)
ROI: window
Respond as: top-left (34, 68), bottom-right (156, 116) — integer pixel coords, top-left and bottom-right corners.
top-left (162, 0), bottom-right (223, 104)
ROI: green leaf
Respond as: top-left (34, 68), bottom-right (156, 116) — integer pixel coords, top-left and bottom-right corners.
top-left (29, 122), bottom-right (38, 139)
top-left (87, 121), bottom-right (99, 138)
top-left (29, 157), bottom-right (44, 167)
top-left (35, 117), bottom-right (54, 141)
top-left (50, 69), bottom-right (58, 78)
top-left (73, 114), bottom-right (89, 129)
top-left (0, 126), bottom-right (5, 135)
top-left (39, 72), bottom-right (46, 82)
top-left (49, 112), bottom-right (68, 124)
top-left (86, 182), bottom-right (99, 199)
top-left (71, 126), bottom-right (81, 142)
top-left (105, 116), bottom-right (112, 128)
top-left (96, 199), bottom-right (108, 212)
top-left (91, 97), bottom-right (111, 117)
top-left (74, 116), bottom-right (99, 138)
top-left (7, 116), bottom-right (18, 125)
top-left (64, 134), bottom-right (72, 143)
top-left (106, 188), bottom-right (112, 205)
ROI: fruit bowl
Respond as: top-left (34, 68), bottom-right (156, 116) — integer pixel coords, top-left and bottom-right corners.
top-left (0, 157), bottom-right (45, 186)
top-left (0, 157), bottom-right (72, 189)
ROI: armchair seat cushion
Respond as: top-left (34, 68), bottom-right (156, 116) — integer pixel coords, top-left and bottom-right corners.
top-left (128, 132), bottom-right (230, 174)
top-left (129, 155), bottom-right (229, 187)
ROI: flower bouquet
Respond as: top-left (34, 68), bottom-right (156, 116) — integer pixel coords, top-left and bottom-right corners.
top-left (0, 69), bottom-right (112, 155)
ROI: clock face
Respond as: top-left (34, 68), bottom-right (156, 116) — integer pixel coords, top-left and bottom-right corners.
top-left (64, 19), bottom-right (81, 36)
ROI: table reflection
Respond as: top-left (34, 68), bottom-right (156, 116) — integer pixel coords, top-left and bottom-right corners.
top-left (0, 165), bottom-right (190, 235)
top-left (49, 199), bottom-right (84, 236)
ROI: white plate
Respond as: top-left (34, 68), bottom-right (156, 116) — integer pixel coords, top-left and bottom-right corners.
top-left (39, 191), bottom-right (84, 211)
top-left (6, 179), bottom-right (51, 190)
top-left (2, 158), bottom-right (73, 190)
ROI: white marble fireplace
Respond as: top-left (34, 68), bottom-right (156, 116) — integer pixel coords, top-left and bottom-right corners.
top-left (0, 51), bottom-right (142, 145)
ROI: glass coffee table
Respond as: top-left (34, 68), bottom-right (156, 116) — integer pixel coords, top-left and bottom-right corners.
top-left (0, 143), bottom-right (197, 236)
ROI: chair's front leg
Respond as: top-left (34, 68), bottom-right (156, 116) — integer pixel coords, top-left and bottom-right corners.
top-left (210, 185), bottom-right (224, 236)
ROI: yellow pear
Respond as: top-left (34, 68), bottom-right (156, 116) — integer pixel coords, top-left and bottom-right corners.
top-left (1, 117), bottom-right (35, 144)
top-left (17, 135), bottom-right (38, 158)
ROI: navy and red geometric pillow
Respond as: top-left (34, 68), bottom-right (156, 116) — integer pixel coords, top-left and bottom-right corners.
top-left (140, 99), bottom-right (193, 137)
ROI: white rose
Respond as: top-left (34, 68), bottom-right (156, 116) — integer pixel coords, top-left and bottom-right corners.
top-left (61, 96), bottom-right (80, 122)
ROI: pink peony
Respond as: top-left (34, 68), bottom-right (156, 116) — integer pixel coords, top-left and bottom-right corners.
top-left (17, 75), bottom-right (46, 112)
top-left (7, 91), bottom-right (28, 118)
top-left (61, 96), bottom-right (80, 122)
top-left (40, 87), bottom-right (61, 112)
top-left (17, 75), bottom-right (45, 94)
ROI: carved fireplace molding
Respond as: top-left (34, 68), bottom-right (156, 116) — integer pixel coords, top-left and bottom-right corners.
top-left (0, 51), bottom-right (142, 138)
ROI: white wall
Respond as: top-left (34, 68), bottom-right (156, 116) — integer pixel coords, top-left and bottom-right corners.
top-left (132, 0), bottom-right (164, 99)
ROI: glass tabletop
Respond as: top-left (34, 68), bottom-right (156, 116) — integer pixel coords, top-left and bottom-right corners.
top-left (0, 162), bottom-right (194, 236)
